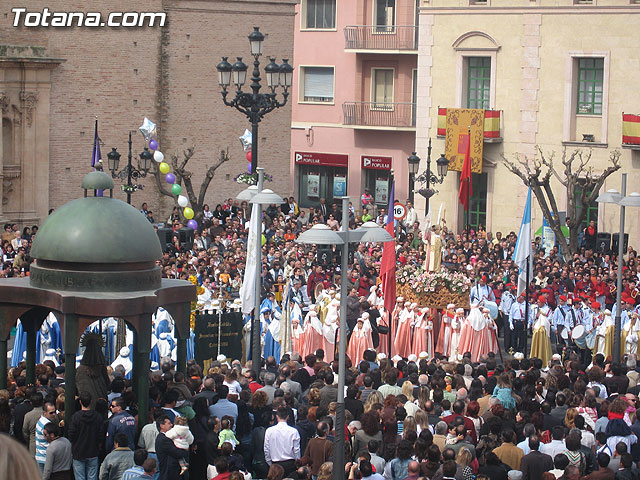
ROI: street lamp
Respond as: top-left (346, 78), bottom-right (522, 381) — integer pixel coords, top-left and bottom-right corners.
top-left (409, 138), bottom-right (450, 213)
top-left (296, 198), bottom-right (391, 480)
top-left (105, 132), bottom-right (152, 205)
top-left (596, 174), bottom-right (640, 362)
top-left (216, 27), bottom-right (292, 177)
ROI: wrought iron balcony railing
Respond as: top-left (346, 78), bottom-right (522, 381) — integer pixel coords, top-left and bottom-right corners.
top-left (344, 25), bottom-right (418, 51)
top-left (343, 102), bottom-right (416, 128)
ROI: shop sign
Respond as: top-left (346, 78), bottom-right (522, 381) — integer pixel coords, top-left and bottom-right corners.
top-left (295, 151), bottom-right (348, 167)
top-left (362, 155), bottom-right (392, 170)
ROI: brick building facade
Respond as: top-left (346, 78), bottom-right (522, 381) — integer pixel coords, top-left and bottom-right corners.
top-left (0, 0), bottom-right (296, 225)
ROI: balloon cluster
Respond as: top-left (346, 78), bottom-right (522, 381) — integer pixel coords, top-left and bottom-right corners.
top-left (139, 117), bottom-right (198, 230)
top-left (239, 129), bottom-right (252, 172)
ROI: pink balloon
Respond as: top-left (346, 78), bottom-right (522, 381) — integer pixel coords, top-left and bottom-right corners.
top-left (246, 151), bottom-right (252, 162)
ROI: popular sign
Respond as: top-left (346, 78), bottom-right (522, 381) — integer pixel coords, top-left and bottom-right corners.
top-left (361, 155), bottom-right (392, 170)
top-left (294, 151), bottom-right (348, 167)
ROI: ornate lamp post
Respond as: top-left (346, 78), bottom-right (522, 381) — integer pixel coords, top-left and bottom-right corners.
top-left (106, 132), bottom-right (153, 205)
top-left (408, 138), bottom-right (450, 213)
top-left (216, 27), bottom-right (293, 177)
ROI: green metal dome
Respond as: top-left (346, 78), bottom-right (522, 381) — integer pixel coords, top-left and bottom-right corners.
top-left (31, 196), bottom-right (162, 264)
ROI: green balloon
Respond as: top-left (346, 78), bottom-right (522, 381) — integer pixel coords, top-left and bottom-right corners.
top-left (172, 184), bottom-right (182, 195)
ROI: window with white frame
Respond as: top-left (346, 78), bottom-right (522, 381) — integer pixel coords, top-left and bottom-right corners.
top-left (371, 68), bottom-right (394, 110)
top-left (374, 0), bottom-right (395, 32)
top-left (466, 57), bottom-right (491, 109)
top-left (300, 67), bottom-right (334, 103)
top-left (303, 0), bottom-right (336, 30)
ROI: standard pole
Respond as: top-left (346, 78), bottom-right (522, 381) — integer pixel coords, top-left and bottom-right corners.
top-left (425, 138), bottom-right (432, 213)
top-left (388, 172), bottom-right (394, 356)
top-left (525, 256), bottom-right (530, 355)
top-left (333, 196), bottom-right (350, 480)
top-left (127, 132), bottom-right (132, 205)
top-left (613, 173), bottom-right (627, 362)
top-left (251, 168), bottom-right (265, 377)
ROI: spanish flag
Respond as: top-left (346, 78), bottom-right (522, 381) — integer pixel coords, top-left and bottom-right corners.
top-left (623, 113), bottom-right (640, 145)
top-left (438, 108), bottom-right (501, 139)
top-left (437, 107), bottom-right (448, 136)
top-left (484, 110), bottom-right (501, 138)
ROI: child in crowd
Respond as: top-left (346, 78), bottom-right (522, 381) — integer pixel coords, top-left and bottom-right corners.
top-left (218, 417), bottom-right (238, 448)
top-left (165, 415), bottom-right (194, 475)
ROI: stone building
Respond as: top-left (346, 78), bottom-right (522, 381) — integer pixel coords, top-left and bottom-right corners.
top-left (0, 0), bottom-right (296, 225)
top-left (413, 0), bottom-right (640, 240)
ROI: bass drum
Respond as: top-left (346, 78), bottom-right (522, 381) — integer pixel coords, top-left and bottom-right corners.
top-left (572, 324), bottom-right (586, 349)
top-left (484, 301), bottom-right (499, 320)
top-left (585, 329), bottom-right (598, 350)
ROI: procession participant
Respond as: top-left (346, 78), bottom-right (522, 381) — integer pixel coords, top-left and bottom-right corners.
top-left (620, 313), bottom-right (640, 355)
top-left (347, 314), bottom-right (373, 366)
top-left (436, 304), bottom-right (455, 357)
top-left (509, 293), bottom-right (529, 354)
top-left (458, 304), bottom-right (493, 362)
top-left (551, 295), bottom-right (572, 349)
top-left (530, 296), bottom-right (551, 331)
top-left (500, 283), bottom-right (517, 351)
top-left (302, 310), bottom-right (323, 360)
top-left (389, 297), bottom-right (404, 357)
top-left (448, 308), bottom-right (464, 362)
top-left (530, 308), bottom-right (553, 365)
top-left (484, 307), bottom-right (500, 357)
top-left (470, 275), bottom-right (496, 304)
top-left (394, 302), bottom-right (415, 359)
top-left (594, 309), bottom-right (614, 361)
top-left (568, 297), bottom-right (583, 344)
top-left (323, 294), bottom-right (340, 363)
top-left (580, 301), bottom-right (600, 365)
top-left (411, 308), bottom-right (431, 359)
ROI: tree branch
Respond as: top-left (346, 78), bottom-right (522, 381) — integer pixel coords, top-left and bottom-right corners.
top-left (197, 148), bottom-right (230, 207)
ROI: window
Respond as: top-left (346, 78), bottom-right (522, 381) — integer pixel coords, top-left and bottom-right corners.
top-left (372, 68), bottom-right (394, 110)
top-left (303, 0), bottom-right (336, 29)
top-left (300, 67), bottom-right (334, 103)
top-left (374, 0), bottom-right (395, 32)
top-left (467, 57), bottom-right (491, 109)
top-left (577, 58), bottom-right (604, 115)
top-left (575, 180), bottom-right (598, 229)
top-left (469, 173), bottom-right (487, 230)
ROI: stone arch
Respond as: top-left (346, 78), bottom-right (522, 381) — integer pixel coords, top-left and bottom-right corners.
top-left (452, 31), bottom-right (501, 51)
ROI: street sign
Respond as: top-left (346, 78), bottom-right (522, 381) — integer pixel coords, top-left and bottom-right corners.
top-left (393, 202), bottom-right (407, 221)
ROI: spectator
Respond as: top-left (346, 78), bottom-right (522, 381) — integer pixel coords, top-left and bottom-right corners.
top-left (69, 391), bottom-right (102, 480)
top-left (43, 422), bottom-right (73, 480)
top-left (99, 433), bottom-right (134, 480)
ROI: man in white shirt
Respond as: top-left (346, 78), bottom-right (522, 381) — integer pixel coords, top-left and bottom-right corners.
top-left (264, 407), bottom-right (300, 477)
top-left (539, 425), bottom-right (567, 460)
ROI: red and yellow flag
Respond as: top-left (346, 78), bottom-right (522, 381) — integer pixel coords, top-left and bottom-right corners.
top-left (438, 108), bottom-right (500, 140)
top-left (623, 113), bottom-right (640, 145)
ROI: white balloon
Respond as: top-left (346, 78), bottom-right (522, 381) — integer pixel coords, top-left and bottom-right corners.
top-left (177, 195), bottom-right (188, 207)
top-left (153, 150), bottom-right (164, 163)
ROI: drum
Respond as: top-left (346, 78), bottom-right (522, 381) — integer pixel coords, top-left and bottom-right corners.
top-left (560, 327), bottom-right (569, 340)
top-left (572, 324), bottom-right (586, 349)
top-left (585, 329), bottom-right (598, 349)
top-left (484, 301), bottom-right (499, 320)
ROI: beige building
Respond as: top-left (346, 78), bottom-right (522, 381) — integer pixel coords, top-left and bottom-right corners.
top-left (414, 0), bottom-right (640, 244)
top-left (0, 0), bottom-right (296, 225)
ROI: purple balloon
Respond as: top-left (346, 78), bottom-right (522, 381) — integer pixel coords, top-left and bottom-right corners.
top-left (165, 173), bottom-right (176, 184)
top-left (149, 139), bottom-right (159, 151)
top-left (187, 219), bottom-right (198, 230)
top-left (247, 162), bottom-right (252, 173)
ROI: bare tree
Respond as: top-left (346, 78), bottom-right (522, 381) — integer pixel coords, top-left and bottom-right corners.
top-left (502, 146), bottom-right (621, 258)
top-left (154, 147), bottom-right (230, 223)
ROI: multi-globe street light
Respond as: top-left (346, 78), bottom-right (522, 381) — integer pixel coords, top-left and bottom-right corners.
top-left (297, 199), bottom-right (392, 480)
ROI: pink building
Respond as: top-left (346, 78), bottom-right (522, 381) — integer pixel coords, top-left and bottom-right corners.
top-left (290, 0), bottom-right (418, 212)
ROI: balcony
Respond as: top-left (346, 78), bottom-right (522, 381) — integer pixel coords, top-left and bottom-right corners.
top-left (343, 102), bottom-right (416, 130)
top-left (344, 25), bottom-right (418, 53)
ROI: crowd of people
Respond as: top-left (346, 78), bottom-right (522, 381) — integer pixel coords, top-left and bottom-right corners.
top-left (2, 193), bottom-right (640, 480)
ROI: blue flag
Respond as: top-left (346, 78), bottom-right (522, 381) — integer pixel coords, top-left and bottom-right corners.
top-left (513, 187), bottom-right (532, 295)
